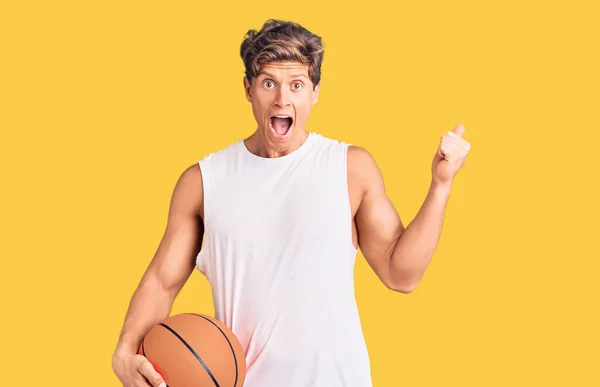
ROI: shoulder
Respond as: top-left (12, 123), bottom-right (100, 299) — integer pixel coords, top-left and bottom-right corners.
top-left (347, 146), bottom-right (381, 177)
top-left (347, 145), bottom-right (374, 162)
top-left (180, 162), bottom-right (203, 187)
top-left (347, 145), bottom-right (385, 196)
top-left (171, 163), bottom-right (204, 218)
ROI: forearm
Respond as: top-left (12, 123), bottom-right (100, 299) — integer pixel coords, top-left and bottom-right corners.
top-left (389, 180), bottom-right (452, 291)
top-left (112, 276), bottom-right (175, 358)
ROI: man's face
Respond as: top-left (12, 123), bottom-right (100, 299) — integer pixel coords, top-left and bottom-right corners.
top-left (244, 61), bottom-right (320, 145)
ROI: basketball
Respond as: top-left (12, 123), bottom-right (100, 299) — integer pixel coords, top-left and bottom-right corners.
top-left (137, 313), bottom-right (246, 387)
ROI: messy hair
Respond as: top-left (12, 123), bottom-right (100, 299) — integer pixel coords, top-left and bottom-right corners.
top-left (240, 19), bottom-right (324, 89)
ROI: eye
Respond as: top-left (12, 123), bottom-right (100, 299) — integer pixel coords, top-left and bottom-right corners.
top-left (292, 82), bottom-right (303, 90)
top-left (263, 80), bottom-right (275, 89)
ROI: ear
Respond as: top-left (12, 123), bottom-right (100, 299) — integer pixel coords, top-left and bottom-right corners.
top-left (243, 76), bottom-right (252, 102)
top-left (312, 82), bottom-right (321, 106)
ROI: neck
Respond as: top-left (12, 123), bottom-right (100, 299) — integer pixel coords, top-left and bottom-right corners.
top-left (245, 129), bottom-right (309, 158)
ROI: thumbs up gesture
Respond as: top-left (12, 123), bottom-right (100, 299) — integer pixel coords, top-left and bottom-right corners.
top-left (431, 124), bottom-right (471, 187)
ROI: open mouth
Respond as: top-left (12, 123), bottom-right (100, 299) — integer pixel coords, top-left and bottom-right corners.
top-left (269, 115), bottom-right (293, 138)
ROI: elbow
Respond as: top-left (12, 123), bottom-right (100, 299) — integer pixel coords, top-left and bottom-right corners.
top-left (386, 257), bottom-right (421, 293)
top-left (385, 279), bottom-right (419, 294)
top-left (385, 268), bottom-right (421, 293)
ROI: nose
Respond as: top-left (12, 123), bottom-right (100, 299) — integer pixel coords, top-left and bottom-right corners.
top-left (275, 87), bottom-right (291, 108)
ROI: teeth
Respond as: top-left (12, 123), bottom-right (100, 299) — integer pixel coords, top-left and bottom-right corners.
top-left (274, 115), bottom-right (290, 118)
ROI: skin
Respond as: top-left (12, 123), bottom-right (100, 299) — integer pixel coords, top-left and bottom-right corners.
top-left (242, 61), bottom-right (320, 157)
top-left (112, 60), bottom-right (471, 386)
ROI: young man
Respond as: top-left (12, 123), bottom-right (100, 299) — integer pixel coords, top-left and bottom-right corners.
top-left (112, 19), bottom-right (471, 387)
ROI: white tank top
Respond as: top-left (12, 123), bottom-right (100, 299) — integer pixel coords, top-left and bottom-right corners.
top-left (196, 132), bottom-right (372, 387)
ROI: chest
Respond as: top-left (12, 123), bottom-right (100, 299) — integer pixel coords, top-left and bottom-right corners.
top-left (205, 170), bottom-right (351, 240)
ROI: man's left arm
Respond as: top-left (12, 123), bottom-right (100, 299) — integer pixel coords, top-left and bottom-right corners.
top-left (353, 124), bottom-right (471, 293)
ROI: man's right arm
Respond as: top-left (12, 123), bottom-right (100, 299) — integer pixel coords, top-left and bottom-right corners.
top-left (112, 163), bottom-right (204, 386)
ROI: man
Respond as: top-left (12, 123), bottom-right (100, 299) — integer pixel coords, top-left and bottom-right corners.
top-left (112, 19), bottom-right (471, 387)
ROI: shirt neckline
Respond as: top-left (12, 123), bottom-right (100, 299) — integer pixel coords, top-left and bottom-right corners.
top-left (238, 132), bottom-right (317, 163)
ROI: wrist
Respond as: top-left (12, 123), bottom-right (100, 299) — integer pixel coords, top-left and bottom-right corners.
top-left (112, 351), bottom-right (125, 375)
top-left (112, 345), bottom-right (135, 367)
top-left (430, 179), bottom-right (452, 194)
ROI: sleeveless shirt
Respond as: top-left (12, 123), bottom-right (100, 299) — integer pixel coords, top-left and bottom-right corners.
top-left (196, 132), bottom-right (372, 387)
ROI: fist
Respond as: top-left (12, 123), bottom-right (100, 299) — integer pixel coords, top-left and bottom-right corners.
top-left (431, 124), bottom-right (471, 186)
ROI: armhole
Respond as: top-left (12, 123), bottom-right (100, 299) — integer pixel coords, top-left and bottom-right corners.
top-left (342, 143), bottom-right (359, 253)
top-left (196, 159), bottom-right (208, 273)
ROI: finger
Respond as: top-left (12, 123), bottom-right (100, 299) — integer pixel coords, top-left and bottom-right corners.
top-left (446, 130), bottom-right (466, 142)
top-left (438, 142), bottom-right (449, 159)
top-left (437, 146), bottom-right (444, 159)
top-left (437, 147), bottom-right (445, 159)
top-left (138, 360), bottom-right (166, 387)
top-left (440, 141), bottom-right (462, 161)
top-left (447, 141), bottom-right (470, 160)
top-left (451, 124), bottom-right (465, 137)
top-left (439, 144), bottom-right (456, 161)
top-left (442, 135), bottom-right (471, 155)
top-left (445, 131), bottom-right (471, 149)
top-left (133, 375), bottom-right (155, 387)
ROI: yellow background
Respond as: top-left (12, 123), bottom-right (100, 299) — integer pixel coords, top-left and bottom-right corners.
top-left (1, 0), bottom-right (598, 385)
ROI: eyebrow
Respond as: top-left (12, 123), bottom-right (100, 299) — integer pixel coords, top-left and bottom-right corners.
top-left (258, 71), bottom-right (309, 80)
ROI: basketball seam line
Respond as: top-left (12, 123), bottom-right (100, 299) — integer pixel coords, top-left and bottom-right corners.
top-left (191, 313), bottom-right (240, 387)
top-left (159, 322), bottom-right (220, 387)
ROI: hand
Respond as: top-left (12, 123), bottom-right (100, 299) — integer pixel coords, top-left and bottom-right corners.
top-left (112, 351), bottom-right (166, 387)
top-left (431, 124), bottom-right (471, 187)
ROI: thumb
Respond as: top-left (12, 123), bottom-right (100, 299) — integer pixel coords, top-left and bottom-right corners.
top-left (452, 124), bottom-right (466, 137)
top-left (139, 359), bottom-right (166, 387)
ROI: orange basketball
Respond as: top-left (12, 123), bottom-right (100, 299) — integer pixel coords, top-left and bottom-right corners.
top-left (137, 313), bottom-right (246, 387)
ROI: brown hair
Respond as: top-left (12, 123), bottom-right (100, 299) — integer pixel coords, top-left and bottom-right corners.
top-left (240, 19), bottom-right (324, 90)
